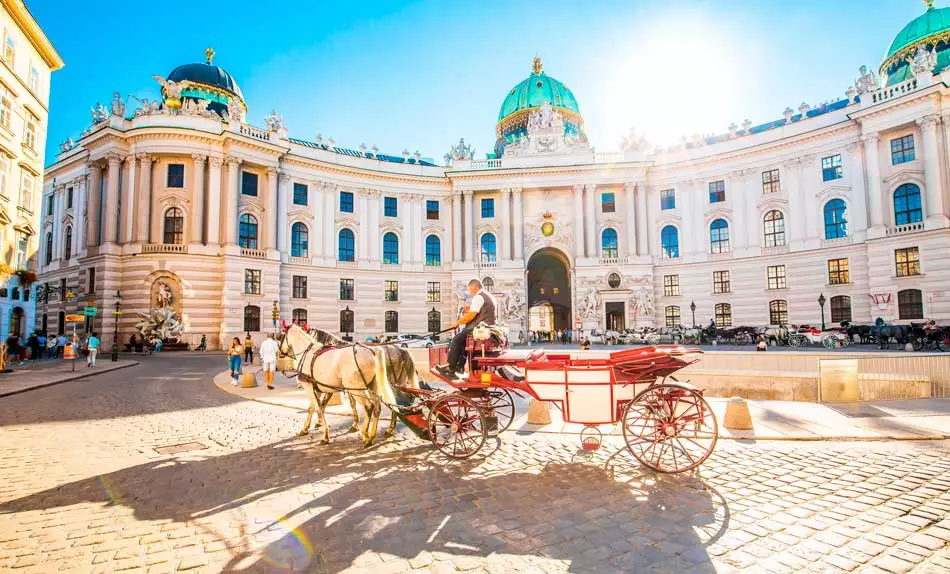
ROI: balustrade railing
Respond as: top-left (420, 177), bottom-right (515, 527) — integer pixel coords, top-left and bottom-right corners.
top-left (886, 221), bottom-right (925, 236)
top-left (239, 123), bottom-right (271, 142)
top-left (762, 245), bottom-right (790, 256)
top-left (241, 248), bottom-right (267, 259)
top-left (288, 256), bottom-right (312, 266)
top-left (594, 151), bottom-right (625, 163)
top-left (598, 256), bottom-right (628, 266)
top-left (142, 243), bottom-right (187, 254)
top-left (870, 78), bottom-right (919, 104)
top-left (469, 158), bottom-right (502, 169)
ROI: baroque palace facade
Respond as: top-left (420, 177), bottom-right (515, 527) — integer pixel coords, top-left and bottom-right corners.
top-left (35, 4), bottom-right (950, 348)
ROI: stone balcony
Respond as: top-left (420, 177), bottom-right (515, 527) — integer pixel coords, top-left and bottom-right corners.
top-left (240, 248), bottom-right (267, 259)
top-left (142, 243), bottom-right (187, 254)
top-left (885, 222), bottom-right (925, 237)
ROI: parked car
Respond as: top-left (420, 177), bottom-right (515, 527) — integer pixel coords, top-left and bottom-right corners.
top-left (393, 334), bottom-right (435, 348)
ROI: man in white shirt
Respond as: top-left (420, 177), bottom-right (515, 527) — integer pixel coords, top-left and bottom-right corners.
top-left (259, 332), bottom-right (280, 390)
top-left (436, 279), bottom-right (497, 380)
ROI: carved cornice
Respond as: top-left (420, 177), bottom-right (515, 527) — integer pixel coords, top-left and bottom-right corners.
top-left (861, 132), bottom-right (880, 144)
top-left (104, 152), bottom-right (123, 164)
top-left (278, 172), bottom-right (291, 184)
top-left (135, 152), bottom-right (153, 163)
top-left (917, 114), bottom-right (939, 131)
top-left (208, 156), bottom-right (224, 168)
top-left (225, 156), bottom-right (242, 167)
top-left (191, 153), bottom-right (207, 164)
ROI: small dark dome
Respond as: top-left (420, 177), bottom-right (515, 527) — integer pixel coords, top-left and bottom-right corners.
top-left (167, 62), bottom-right (242, 99)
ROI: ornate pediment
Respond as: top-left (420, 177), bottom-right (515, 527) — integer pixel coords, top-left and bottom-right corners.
top-left (815, 184), bottom-right (851, 203)
top-left (757, 195), bottom-right (788, 213)
top-left (288, 206), bottom-right (312, 221)
top-left (379, 220), bottom-right (402, 234)
top-left (704, 206), bottom-right (733, 225)
top-left (14, 221), bottom-right (36, 236)
top-left (882, 169), bottom-right (924, 186)
top-left (0, 208), bottom-right (12, 225)
top-left (160, 194), bottom-right (191, 211)
top-left (524, 211), bottom-right (573, 257)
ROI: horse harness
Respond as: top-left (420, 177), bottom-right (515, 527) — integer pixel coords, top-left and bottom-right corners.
top-left (288, 338), bottom-right (379, 399)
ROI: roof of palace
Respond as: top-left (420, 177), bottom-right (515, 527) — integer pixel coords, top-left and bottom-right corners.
top-left (288, 138), bottom-right (439, 166)
top-left (167, 62), bottom-right (243, 99)
top-left (881, 4), bottom-right (950, 85)
top-left (497, 57), bottom-right (580, 123)
top-left (886, 4), bottom-right (950, 60)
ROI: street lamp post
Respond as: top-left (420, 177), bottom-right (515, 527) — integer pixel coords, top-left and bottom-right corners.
top-left (111, 290), bottom-right (121, 362)
top-left (818, 293), bottom-right (827, 331)
top-left (690, 301), bottom-right (697, 328)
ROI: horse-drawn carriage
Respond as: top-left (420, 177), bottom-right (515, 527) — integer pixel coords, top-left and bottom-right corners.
top-left (391, 324), bottom-right (718, 473)
top-left (787, 326), bottom-right (851, 349)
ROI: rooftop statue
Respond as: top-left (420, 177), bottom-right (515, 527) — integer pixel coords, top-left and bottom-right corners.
top-left (59, 137), bottom-right (74, 153)
top-left (90, 102), bottom-right (108, 124)
top-left (910, 45), bottom-right (938, 78)
top-left (448, 137), bottom-right (474, 161)
top-left (110, 92), bottom-right (125, 117)
top-left (854, 65), bottom-right (880, 94)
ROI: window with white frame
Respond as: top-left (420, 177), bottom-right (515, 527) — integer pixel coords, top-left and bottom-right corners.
top-left (767, 265), bottom-right (786, 290)
top-left (0, 154), bottom-right (8, 197)
top-left (28, 65), bottom-right (38, 92)
top-left (23, 114), bottom-right (36, 151)
top-left (20, 171), bottom-right (34, 211)
top-left (4, 33), bottom-right (15, 65)
top-left (0, 86), bottom-right (11, 130)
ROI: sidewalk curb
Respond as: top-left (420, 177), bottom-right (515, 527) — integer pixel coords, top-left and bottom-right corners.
top-left (0, 361), bottom-right (139, 398)
top-left (211, 370), bottom-right (950, 442)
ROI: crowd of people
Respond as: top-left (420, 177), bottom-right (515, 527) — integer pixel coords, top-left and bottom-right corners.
top-left (3, 331), bottom-right (101, 367)
top-left (519, 329), bottom-right (576, 345)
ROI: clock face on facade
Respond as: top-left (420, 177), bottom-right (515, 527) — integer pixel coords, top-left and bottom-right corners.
top-left (541, 221), bottom-right (555, 237)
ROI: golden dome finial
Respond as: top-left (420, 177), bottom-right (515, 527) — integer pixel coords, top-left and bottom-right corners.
top-left (532, 56), bottom-right (543, 75)
top-left (205, 46), bottom-right (215, 65)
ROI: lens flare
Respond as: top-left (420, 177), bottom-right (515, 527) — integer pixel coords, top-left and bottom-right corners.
top-left (259, 516), bottom-right (314, 571)
top-left (97, 475), bottom-right (124, 506)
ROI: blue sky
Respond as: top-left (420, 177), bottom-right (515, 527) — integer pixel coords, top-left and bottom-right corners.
top-left (33, 0), bottom-right (929, 165)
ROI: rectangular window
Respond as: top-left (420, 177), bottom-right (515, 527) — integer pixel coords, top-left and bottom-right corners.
top-left (426, 281), bottom-right (441, 303)
top-left (660, 189), bottom-right (675, 210)
top-left (244, 269), bottom-right (261, 294)
top-left (769, 300), bottom-right (788, 326)
top-left (895, 247), bottom-right (920, 277)
top-left (481, 198), bottom-right (494, 218)
top-left (384, 280), bottom-right (399, 302)
top-left (0, 87), bottom-right (11, 130)
top-left (665, 306), bottom-right (681, 328)
top-left (28, 65), bottom-right (38, 92)
top-left (23, 116), bottom-right (35, 150)
top-left (891, 135), bottom-right (915, 165)
top-left (66, 187), bottom-right (73, 209)
top-left (762, 169), bottom-right (780, 194)
top-left (20, 171), bottom-right (34, 211)
top-left (339, 278), bottom-right (354, 300)
top-left (292, 275), bottom-right (307, 299)
top-left (767, 265), bottom-right (787, 290)
top-left (828, 258), bottom-right (850, 285)
top-left (384, 196), bottom-right (397, 217)
top-left (426, 200), bottom-right (439, 220)
top-left (715, 303), bottom-right (732, 328)
top-left (241, 171), bottom-right (258, 196)
top-left (601, 192), bottom-right (615, 213)
top-left (4, 34), bottom-right (14, 65)
top-left (293, 182), bottom-right (308, 206)
top-left (898, 290), bottom-right (924, 320)
top-left (821, 154), bottom-right (842, 182)
top-left (46, 194), bottom-right (53, 216)
top-left (713, 271), bottom-right (731, 294)
top-left (663, 274), bottom-right (680, 297)
top-left (13, 233), bottom-right (26, 268)
top-left (339, 191), bottom-right (353, 213)
top-left (830, 296), bottom-right (852, 323)
top-left (292, 309), bottom-right (308, 324)
top-left (88, 267), bottom-right (96, 293)
top-left (166, 164), bottom-right (184, 188)
top-left (708, 180), bottom-right (725, 203)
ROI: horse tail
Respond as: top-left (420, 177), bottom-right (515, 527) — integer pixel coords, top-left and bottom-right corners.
top-left (372, 346), bottom-right (397, 408)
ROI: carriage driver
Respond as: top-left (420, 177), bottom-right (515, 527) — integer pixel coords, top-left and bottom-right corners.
top-left (435, 279), bottom-right (497, 380)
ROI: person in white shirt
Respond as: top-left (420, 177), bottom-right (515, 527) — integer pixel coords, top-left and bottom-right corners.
top-left (436, 279), bottom-right (497, 380)
top-left (258, 332), bottom-right (280, 390)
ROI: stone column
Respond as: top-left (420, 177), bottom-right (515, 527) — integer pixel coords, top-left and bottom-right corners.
top-left (863, 133), bottom-right (884, 230)
top-left (584, 184), bottom-right (596, 258)
top-left (846, 142), bottom-right (868, 240)
top-left (645, 187), bottom-right (657, 256)
top-left (223, 157), bottom-right (241, 245)
top-left (324, 185), bottom-right (335, 260)
top-left (918, 115), bottom-right (947, 226)
top-left (310, 181), bottom-right (324, 257)
top-left (624, 182), bottom-right (637, 257)
top-left (190, 154), bottom-right (206, 245)
top-left (368, 189), bottom-right (380, 261)
top-left (205, 157), bottom-right (222, 245)
top-left (74, 175), bottom-right (86, 255)
top-left (572, 184), bottom-right (585, 259)
top-left (135, 154), bottom-right (153, 244)
top-left (120, 156), bottom-right (136, 244)
top-left (357, 191), bottom-right (369, 261)
top-left (51, 185), bottom-right (63, 260)
top-left (276, 172), bottom-right (290, 255)
top-left (463, 189), bottom-right (474, 262)
top-left (499, 187), bottom-right (512, 261)
top-left (102, 154), bottom-right (122, 245)
top-left (265, 167), bottom-right (279, 251)
top-left (412, 194), bottom-right (424, 263)
top-left (783, 159), bottom-right (805, 248)
top-left (512, 187), bottom-right (524, 260)
top-left (452, 191), bottom-right (462, 262)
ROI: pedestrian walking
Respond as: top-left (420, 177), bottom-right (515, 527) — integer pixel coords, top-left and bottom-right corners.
top-left (228, 337), bottom-right (244, 384)
top-left (243, 333), bottom-right (254, 365)
top-left (46, 335), bottom-right (57, 359)
top-left (259, 333), bottom-right (279, 390)
top-left (5, 333), bottom-right (21, 366)
top-left (57, 333), bottom-right (67, 358)
top-left (86, 332), bottom-right (100, 367)
top-left (37, 333), bottom-right (47, 358)
top-left (196, 334), bottom-right (207, 352)
top-left (27, 333), bottom-right (40, 361)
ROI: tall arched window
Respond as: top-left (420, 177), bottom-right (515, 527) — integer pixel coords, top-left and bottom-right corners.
top-left (290, 222), bottom-right (309, 257)
top-left (384, 310), bottom-right (399, 333)
top-left (665, 305), bottom-right (680, 328)
top-left (830, 295), bottom-right (852, 323)
top-left (898, 289), bottom-right (923, 320)
top-left (894, 183), bottom-right (923, 225)
top-left (661, 226), bottom-right (679, 259)
top-left (601, 228), bottom-right (618, 258)
top-left (709, 219), bottom-right (730, 254)
top-left (382, 232), bottom-right (399, 264)
top-left (164, 207), bottom-right (184, 245)
top-left (480, 233), bottom-right (497, 263)
top-left (714, 303), bottom-right (732, 327)
top-left (44, 231), bottom-right (52, 265)
top-left (769, 300), bottom-right (788, 326)
top-left (243, 305), bottom-right (261, 332)
top-left (238, 214), bottom-right (258, 249)
top-left (338, 229), bottom-right (355, 262)
top-left (63, 226), bottom-right (72, 260)
top-left (763, 210), bottom-right (786, 247)
top-left (824, 199), bottom-right (848, 239)
top-left (425, 235), bottom-right (441, 266)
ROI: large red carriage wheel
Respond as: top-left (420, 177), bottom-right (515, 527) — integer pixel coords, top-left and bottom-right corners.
top-left (621, 383), bottom-right (718, 473)
top-left (480, 388), bottom-right (516, 433)
top-left (427, 394), bottom-right (487, 459)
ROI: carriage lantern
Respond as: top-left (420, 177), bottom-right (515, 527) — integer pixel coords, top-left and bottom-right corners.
top-left (111, 290), bottom-right (122, 362)
top-left (690, 301), bottom-right (696, 328)
top-left (818, 293), bottom-right (826, 331)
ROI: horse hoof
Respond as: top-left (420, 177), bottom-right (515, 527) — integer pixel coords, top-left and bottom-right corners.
top-left (320, 439), bottom-right (330, 445)
top-left (347, 425), bottom-right (358, 433)
top-left (297, 430), bottom-right (309, 437)
top-left (384, 429), bottom-right (395, 438)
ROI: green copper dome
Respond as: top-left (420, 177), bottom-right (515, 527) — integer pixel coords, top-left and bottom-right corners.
top-left (885, 4), bottom-right (950, 60)
top-left (497, 58), bottom-right (580, 122)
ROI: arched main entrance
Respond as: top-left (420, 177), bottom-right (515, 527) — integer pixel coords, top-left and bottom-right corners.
top-left (527, 248), bottom-right (572, 333)
top-left (10, 307), bottom-right (24, 337)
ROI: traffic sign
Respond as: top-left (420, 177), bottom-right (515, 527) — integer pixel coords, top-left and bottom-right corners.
top-left (64, 314), bottom-right (84, 322)
top-left (84, 306), bottom-right (97, 317)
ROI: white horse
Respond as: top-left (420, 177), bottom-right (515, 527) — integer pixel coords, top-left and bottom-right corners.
top-left (278, 325), bottom-right (419, 447)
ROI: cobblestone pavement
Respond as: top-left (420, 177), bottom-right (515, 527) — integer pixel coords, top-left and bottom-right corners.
top-left (0, 355), bottom-right (949, 573)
